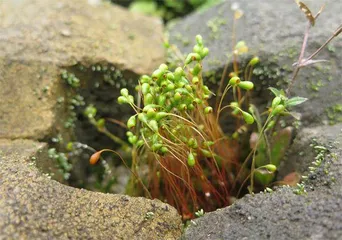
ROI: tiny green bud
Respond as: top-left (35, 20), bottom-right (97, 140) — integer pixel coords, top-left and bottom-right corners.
top-left (144, 93), bottom-right (153, 105)
top-left (152, 143), bottom-right (163, 152)
top-left (192, 76), bottom-right (199, 84)
top-left (238, 81), bottom-right (254, 90)
top-left (126, 131), bottom-right (133, 137)
top-left (128, 135), bottom-right (138, 144)
top-left (266, 120), bottom-right (275, 130)
top-left (157, 95), bottom-right (166, 106)
top-left (203, 141), bottom-right (214, 148)
top-left (166, 72), bottom-right (175, 80)
top-left (193, 98), bottom-right (202, 105)
top-left (155, 112), bottom-right (168, 121)
top-left (165, 83), bottom-right (175, 92)
top-left (201, 149), bottom-right (213, 158)
top-left (160, 146), bottom-right (168, 155)
top-left (141, 83), bottom-right (150, 95)
top-left (249, 56), bottom-right (260, 66)
top-left (149, 120), bottom-right (159, 132)
top-left (202, 85), bottom-right (211, 94)
top-left (152, 69), bottom-right (163, 80)
top-left (191, 63), bottom-right (202, 76)
top-left (96, 118), bottom-right (105, 129)
top-left (178, 104), bottom-right (187, 111)
top-left (120, 88), bottom-right (129, 97)
top-left (136, 140), bottom-right (144, 148)
top-left (138, 113), bottom-right (148, 123)
top-left (229, 76), bottom-right (241, 86)
top-left (272, 104), bottom-right (285, 116)
top-left (174, 92), bottom-right (182, 101)
top-left (242, 111), bottom-right (254, 124)
top-left (84, 105), bottom-right (97, 118)
top-left (204, 106), bottom-right (213, 114)
top-left (127, 95), bottom-right (134, 104)
top-left (187, 103), bottom-right (194, 110)
top-left (196, 35), bottom-right (203, 46)
top-left (159, 63), bottom-right (168, 72)
top-left (187, 152), bottom-right (196, 167)
top-left (272, 97), bottom-right (282, 108)
top-left (146, 108), bottom-right (156, 118)
top-left (185, 53), bottom-right (202, 64)
top-left (200, 47), bottom-right (209, 58)
top-left (193, 44), bottom-right (202, 53)
top-left (140, 75), bottom-right (151, 84)
top-left (118, 96), bottom-right (127, 104)
top-left (174, 67), bottom-right (184, 80)
top-left (264, 164), bottom-right (277, 173)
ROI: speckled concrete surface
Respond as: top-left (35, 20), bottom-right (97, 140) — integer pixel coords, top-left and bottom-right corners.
top-left (0, 139), bottom-right (182, 239)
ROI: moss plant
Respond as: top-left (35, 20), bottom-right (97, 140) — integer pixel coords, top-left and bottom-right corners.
top-left (87, 2), bottom-right (341, 220)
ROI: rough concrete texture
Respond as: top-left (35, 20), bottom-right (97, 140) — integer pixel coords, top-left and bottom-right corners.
top-left (0, 0), bottom-right (164, 140)
top-left (168, 0), bottom-right (342, 127)
top-left (183, 124), bottom-right (342, 240)
top-left (0, 139), bottom-right (182, 239)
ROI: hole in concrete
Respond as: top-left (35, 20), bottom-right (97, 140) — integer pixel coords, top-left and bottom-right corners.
top-left (45, 61), bottom-right (299, 220)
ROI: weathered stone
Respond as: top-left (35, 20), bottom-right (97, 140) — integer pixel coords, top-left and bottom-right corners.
top-left (0, 139), bottom-right (182, 239)
top-left (168, 0), bottom-right (342, 127)
top-left (183, 124), bottom-right (342, 239)
top-left (0, 0), bottom-right (164, 140)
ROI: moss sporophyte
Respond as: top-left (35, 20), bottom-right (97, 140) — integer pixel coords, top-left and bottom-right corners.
top-left (85, 2), bottom-right (341, 220)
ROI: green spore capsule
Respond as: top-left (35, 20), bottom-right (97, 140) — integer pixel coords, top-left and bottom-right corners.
top-left (272, 104), bottom-right (285, 116)
top-left (118, 96), bottom-right (127, 104)
top-left (159, 63), bottom-right (168, 72)
top-left (204, 106), bottom-right (213, 114)
top-left (152, 143), bottom-right (163, 152)
top-left (165, 83), bottom-right (175, 92)
top-left (185, 53), bottom-right (201, 64)
top-left (187, 152), bottom-right (196, 167)
top-left (140, 75), bottom-right (151, 83)
top-left (141, 83), bottom-right (150, 95)
top-left (242, 111), bottom-right (254, 124)
top-left (191, 63), bottom-right (202, 76)
top-left (146, 108), bottom-right (156, 119)
top-left (120, 88), bottom-right (129, 97)
top-left (193, 44), bottom-right (202, 53)
top-left (160, 146), bottom-right (168, 155)
top-left (200, 47), bottom-right (209, 58)
top-left (174, 67), bottom-right (184, 80)
top-left (138, 113), bottom-right (148, 123)
top-left (229, 76), bottom-right (241, 86)
top-left (152, 69), bottom-right (163, 80)
top-left (128, 135), bottom-right (138, 144)
top-left (196, 35), bottom-right (203, 46)
top-left (127, 116), bottom-right (136, 128)
top-left (155, 112), bottom-right (168, 121)
top-left (144, 93), bottom-right (153, 105)
top-left (238, 81), bottom-right (254, 90)
top-left (149, 120), bottom-right (159, 132)
top-left (272, 97), bottom-right (282, 108)
top-left (136, 140), bottom-right (144, 148)
top-left (174, 92), bottom-right (182, 101)
top-left (249, 56), bottom-right (260, 66)
top-left (192, 76), bottom-right (199, 84)
top-left (157, 95), bottom-right (166, 106)
top-left (264, 164), bottom-right (277, 173)
top-left (166, 72), bottom-right (175, 80)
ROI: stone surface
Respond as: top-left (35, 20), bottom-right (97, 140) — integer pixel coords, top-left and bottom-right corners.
top-left (0, 139), bottom-right (182, 239)
top-left (183, 124), bottom-right (342, 240)
top-left (0, 0), bottom-right (164, 140)
top-left (168, 0), bottom-right (342, 127)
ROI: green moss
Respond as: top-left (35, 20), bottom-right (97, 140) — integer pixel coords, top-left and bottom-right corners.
top-left (206, 17), bottom-right (227, 39)
top-left (326, 104), bottom-right (342, 125)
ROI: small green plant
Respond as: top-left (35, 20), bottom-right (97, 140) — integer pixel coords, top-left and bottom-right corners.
top-left (88, 1), bottom-right (341, 220)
